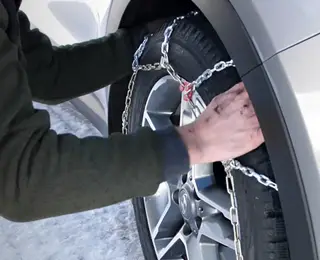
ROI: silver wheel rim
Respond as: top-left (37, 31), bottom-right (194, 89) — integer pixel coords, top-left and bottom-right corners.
top-left (141, 75), bottom-right (236, 260)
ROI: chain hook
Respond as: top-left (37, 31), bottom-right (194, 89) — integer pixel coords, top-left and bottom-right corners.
top-left (179, 81), bottom-right (195, 101)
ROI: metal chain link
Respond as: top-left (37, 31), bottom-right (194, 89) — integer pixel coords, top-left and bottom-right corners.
top-left (224, 159), bottom-right (278, 191)
top-left (121, 71), bottom-right (137, 135)
top-left (192, 60), bottom-right (236, 88)
top-left (122, 37), bottom-right (162, 134)
top-left (225, 162), bottom-right (244, 260)
top-left (160, 11), bottom-right (199, 84)
top-left (121, 11), bottom-right (279, 260)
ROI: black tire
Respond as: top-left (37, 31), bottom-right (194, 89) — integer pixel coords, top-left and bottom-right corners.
top-left (125, 15), bottom-right (289, 260)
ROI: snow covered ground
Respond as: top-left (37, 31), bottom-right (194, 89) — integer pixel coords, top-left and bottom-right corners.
top-left (0, 102), bottom-right (144, 260)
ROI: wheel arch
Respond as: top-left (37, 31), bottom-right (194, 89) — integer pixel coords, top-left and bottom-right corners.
top-left (105, 0), bottom-right (259, 76)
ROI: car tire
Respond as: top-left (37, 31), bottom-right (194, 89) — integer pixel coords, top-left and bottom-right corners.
top-left (122, 14), bottom-right (289, 260)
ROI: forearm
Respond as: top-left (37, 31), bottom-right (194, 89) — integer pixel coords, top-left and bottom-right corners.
top-left (19, 11), bottom-right (142, 104)
top-left (1, 125), bottom-right (165, 221)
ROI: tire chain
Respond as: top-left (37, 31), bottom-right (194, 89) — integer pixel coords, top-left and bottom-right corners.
top-left (121, 11), bottom-right (279, 260)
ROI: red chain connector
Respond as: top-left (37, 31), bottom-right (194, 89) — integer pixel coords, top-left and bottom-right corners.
top-left (179, 81), bottom-right (194, 101)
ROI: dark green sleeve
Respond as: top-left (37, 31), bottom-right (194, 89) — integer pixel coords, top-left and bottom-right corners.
top-left (0, 5), bottom-right (163, 222)
top-left (19, 11), bottom-right (144, 104)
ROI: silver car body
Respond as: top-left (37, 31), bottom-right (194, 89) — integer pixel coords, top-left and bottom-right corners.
top-left (21, 0), bottom-right (112, 136)
top-left (24, 0), bottom-right (320, 259)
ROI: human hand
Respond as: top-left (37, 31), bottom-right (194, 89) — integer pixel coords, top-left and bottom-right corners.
top-left (177, 83), bottom-right (264, 165)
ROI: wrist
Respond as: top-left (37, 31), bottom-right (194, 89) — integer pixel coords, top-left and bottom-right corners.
top-left (176, 125), bottom-right (203, 165)
top-left (155, 126), bottom-right (190, 181)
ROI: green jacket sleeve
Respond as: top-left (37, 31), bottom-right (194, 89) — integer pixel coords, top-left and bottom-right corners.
top-left (0, 5), bottom-right (164, 222)
top-left (19, 11), bottom-right (143, 104)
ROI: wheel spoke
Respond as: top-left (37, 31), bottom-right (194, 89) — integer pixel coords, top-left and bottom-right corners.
top-left (179, 90), bottom-right (207, 126)
top-left (187, 235), bottom-right (220, 260)
top-left (191, 162), bottom-right (231, 219)
top-left (192, 163), bottom-right (214, 190)
top-left (180, 98), bottom-right (196, 126)
top-left (142, 75), bottom-right (181, 130)
top-left (195, 185), bottom-right (231, 220)
top-left (192, 91), bottom-right (206, 114)
top-left (143, 111), bottom-right (173, 130)
top-left (219, 246), bottom-right (236, 260)
top-left (145, 183), bottom-right (183, 252)
top-left (146, 76), bottom-right (181, 112)
top-left (158, 226), bottom-right (222, 260)
top-left (198, 215), bottom-right (234, 250)
top-left (158, 226), bottom-right (186, 260)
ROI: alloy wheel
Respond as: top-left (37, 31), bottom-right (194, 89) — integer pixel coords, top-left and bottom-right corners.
top-left (141, 75), bottom-right (236, 260)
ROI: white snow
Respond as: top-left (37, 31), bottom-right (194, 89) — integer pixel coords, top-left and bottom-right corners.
top-left (0, 102), bottom-right (144, 260)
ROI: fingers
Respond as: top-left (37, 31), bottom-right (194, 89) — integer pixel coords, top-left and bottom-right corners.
top-left (212, 82), bottom-right (248, 106)
top-left (211, 90), bottom-right (237, 108)
top-left (229, 83), bottom-right (255, 117)
top-left (207, 82), bottom-right (259, 128)
top-left (225, 83), bottom-right (249, 101)
top-left (226, 82), bottom-right (245, 94)
top-left (211, 93), bottom-right (252, 117)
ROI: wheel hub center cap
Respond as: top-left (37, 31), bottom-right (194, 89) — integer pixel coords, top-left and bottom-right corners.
top-left (178, 189), bottom-right (192, 219)
top-left (178, 182), bottom-right (198, 223)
